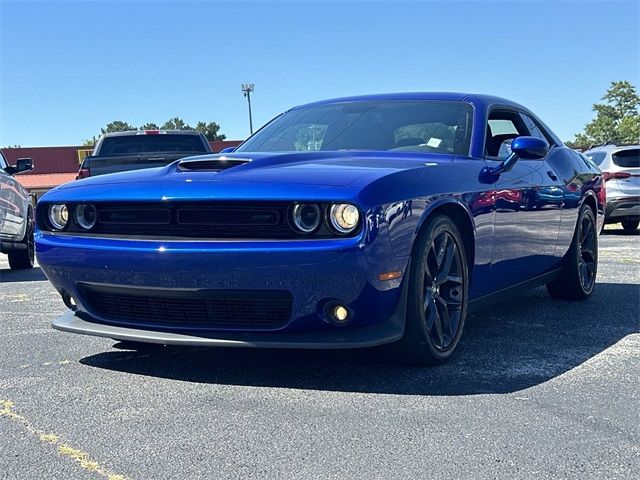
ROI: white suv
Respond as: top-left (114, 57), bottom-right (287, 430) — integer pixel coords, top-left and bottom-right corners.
top-left (584, 144), bottom-right (640, 232)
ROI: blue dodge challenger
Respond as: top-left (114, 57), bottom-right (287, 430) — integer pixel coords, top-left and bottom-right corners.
top-left (35, 93), bottom-right (604, 365)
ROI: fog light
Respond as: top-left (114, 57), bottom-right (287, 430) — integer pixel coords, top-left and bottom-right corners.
top-left (324, 302), bottom-right (351, 325)
top-left (334, 305), bottom-right (348, 322)
top-left (60, 290), bottom-right (77, 311)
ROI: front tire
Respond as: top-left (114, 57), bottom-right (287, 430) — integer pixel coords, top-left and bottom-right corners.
top-left (546, 205), bottom-right (597, 300)
top-left (8, 214), bottom-right (34, 270)
top-left (621, 219), bottom-right (639, 232)
top-left (399, 215), bottom-right (469, 365)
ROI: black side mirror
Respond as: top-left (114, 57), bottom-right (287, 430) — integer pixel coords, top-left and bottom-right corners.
top-left (13, 157), bottom-right (33, 174)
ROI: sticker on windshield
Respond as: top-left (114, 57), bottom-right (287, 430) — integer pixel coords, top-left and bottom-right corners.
top-left (427, 138), bottom-right (442, 148)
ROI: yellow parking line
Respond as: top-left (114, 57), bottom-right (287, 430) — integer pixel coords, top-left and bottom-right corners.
top-left (1, 399), bottom-right (128, 480)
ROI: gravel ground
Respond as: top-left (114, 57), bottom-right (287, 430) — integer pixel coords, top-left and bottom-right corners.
top-left (1, 225), bottom-right (638, 479)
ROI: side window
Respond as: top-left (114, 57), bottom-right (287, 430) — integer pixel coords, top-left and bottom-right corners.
top-left (519, 112), bottom-right (553, 145)
top-left (0, 151), bottom-right (8, 170)
top-left (585, 152), bottom-right (607, 166)
top-left (485, 110), bottom-right (528, 159)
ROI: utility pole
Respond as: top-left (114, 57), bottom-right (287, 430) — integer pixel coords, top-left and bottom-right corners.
top-left (241, 83), bottom-right (255, 135)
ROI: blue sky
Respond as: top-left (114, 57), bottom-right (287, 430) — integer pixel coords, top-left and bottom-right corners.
top-left (1, 0), bottom-right (638, 146)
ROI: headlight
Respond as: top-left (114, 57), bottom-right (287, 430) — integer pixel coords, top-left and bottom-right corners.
top-left (48, 204), bottom-right (69, 231)
top-left (74, 204), bottom-right (97, 230)
top-left (329, 203), bottom-right (360, 234)
top-left (291, 203), bottom-right (321, 233)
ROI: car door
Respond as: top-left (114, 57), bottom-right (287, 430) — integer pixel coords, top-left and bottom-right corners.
top-left (484, 109), bottom-right (564, 290)
top-left (0, 151), bottom-right (26, 239)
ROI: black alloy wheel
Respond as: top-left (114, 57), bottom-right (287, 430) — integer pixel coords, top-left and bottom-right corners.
top-left (547, 205), bottom-right (597, 300)
top-left (400, 215), bottom-right (468, 365)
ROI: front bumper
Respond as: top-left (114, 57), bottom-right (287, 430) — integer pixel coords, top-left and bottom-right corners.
top-left (37, 230), bottom-right (410, 347)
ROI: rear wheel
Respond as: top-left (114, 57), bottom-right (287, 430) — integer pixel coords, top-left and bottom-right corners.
top-left (399, 215), bottom-right (468, 365)
top-left (546, 205), bottom-right (597, 300)
top-left (8, 213), bottom-right (34, 270)
top-left (621, 219), bottom-right (639, 232)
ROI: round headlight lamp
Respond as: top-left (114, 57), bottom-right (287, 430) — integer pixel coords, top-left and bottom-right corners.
top-left (329, 203), bottom-right (360, 234)
top-left (74, 204), bottom-right (97, 230)
top-left (48, 204), bottom-right (69, 231)
top-left (291, 203), bottom-right (321, 233)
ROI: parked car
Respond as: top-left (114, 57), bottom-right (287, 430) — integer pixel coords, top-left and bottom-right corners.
top-left (77, 130), bottom-right (212, 179)
top-left (36, 93), bottom-right (604, 365)
top-left (0, 150), bottom-right (34, 269)
top-left (584, 144), bottom-right (640, 232)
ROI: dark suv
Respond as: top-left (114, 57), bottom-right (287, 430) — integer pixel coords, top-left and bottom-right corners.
top-left (0, 150), bottom-right (34, 269)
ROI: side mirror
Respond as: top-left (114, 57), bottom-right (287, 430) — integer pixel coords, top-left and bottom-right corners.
top-left (219, 147), bottom-right (236, 154)
top-left (7, 157), bottom-right (33, 175)
top-left (479, 136), bottom-right (549, 183)
top-left (511, 136), bottom-right (549, 160)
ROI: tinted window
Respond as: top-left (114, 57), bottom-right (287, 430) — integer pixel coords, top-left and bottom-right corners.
top-left (519, 113), bottom-right (552, 143)
top-left (585, 152), bottom-right (607, 166)
top-left (99, 134), bottom-right (207, 155)
top-left (236, 101), bottom-right (474, 155)
top-left (612, 148), bottom-right (640, 168)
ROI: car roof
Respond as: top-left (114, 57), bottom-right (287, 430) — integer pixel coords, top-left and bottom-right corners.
top-left (102, 130), bottom-right (201, 137)
top-left (585, 144), bottom-right (640, 154)
top-left (292, 92), bottom-right (525, 110)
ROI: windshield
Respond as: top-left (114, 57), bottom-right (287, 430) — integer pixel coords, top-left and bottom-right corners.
top-left (236, 100), bottom-right (473, 155)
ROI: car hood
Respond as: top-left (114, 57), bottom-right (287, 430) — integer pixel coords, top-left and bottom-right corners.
top-left (42, 151), bottom-right (455, 203)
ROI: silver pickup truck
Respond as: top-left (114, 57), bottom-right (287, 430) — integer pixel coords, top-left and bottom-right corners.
top-left (0, 150), bottom-right (34, 270)
top-left (77, 130), bottom-right (212, 179)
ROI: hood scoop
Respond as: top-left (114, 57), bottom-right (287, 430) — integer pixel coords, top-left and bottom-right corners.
top-left (178, 157), bottom-right (251, 172)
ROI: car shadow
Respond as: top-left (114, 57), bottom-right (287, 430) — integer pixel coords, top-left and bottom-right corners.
top-left (602, 226), bottom-right (639, 236)
top-left (0, 266), bottom-right (48, 283)
top-left (80, 282), bottom-right (638, 395)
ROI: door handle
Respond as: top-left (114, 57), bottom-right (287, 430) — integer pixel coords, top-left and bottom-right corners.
top-left (547, 170), bottom-right (558, 181)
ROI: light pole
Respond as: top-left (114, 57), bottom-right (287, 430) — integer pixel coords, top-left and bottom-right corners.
top-left (241, 83), bottom-right (254, 135)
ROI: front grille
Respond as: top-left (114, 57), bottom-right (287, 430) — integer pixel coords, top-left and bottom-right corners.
top-left (92, 202), bottom-right (297, 238)
top-left (79, 284), bottom-right (293, 330)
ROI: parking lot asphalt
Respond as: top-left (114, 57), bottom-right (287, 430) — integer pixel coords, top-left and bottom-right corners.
top-left (1, 226), bottom-right (638, 480)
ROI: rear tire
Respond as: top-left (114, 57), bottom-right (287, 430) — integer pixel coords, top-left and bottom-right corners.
top-left (8, 213), bottom-right (34, 270)
top-left (621, 219), bottom-right (639, 232)
top-left (546, 205), bottom-right (597, 300)
top-left (399, 215), bottom-right (469, 366)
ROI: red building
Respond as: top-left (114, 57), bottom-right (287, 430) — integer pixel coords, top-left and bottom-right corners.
top-left (2, 140), bottom-right (243, 200)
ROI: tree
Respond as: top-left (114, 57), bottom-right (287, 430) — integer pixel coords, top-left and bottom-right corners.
top-left (101, 121), bottom-right (136, 134)
top-left (140, 123), bottom-right (159, 130)
top-left (573, 81), bottom-right (640, 147)
top-left (194, 121), bottom-right (226, 141)
top-left (161, 117), bottom-right (193, 131)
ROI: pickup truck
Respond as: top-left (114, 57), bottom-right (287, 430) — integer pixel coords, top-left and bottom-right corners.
top-left (77, 130), bottom-right (212, 178)
top-left (0, 150), bottom-right (34, 269)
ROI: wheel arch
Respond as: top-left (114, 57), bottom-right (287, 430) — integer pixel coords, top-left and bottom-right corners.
top-left (413, 198), bottom-right (476, 276)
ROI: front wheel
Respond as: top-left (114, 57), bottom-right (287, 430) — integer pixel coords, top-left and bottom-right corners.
top-left (399, 215), bottom-right (469, 365)
top-left (621, 219), bottom-right (639, 232)
top-left (8, 215), bottom-right (34, 270)
top-left (546, 205), bottom-right (597, 300)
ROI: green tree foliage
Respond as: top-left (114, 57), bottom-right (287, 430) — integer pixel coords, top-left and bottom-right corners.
top-left (101, 121), bottom-right (136, 134)
top-left (194, 121), bottom-right (226, 141)
top-left (91, 118), bottom-right (227, 142)
top-left (161, 117), bottom-right (193, 131)
top-left (573, 81), bottom-right (640, 147)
